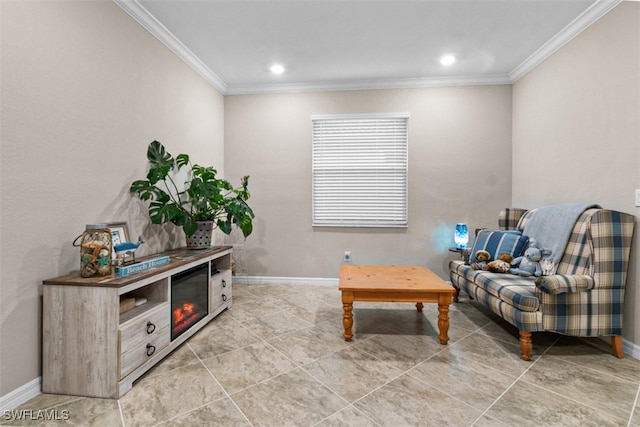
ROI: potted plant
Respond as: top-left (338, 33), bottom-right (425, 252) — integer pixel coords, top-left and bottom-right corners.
top-left (130, 140), bottom-right (254, 247)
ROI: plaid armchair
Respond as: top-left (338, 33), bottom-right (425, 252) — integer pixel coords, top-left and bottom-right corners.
top-left (450, 207), bottom-right (635, 361)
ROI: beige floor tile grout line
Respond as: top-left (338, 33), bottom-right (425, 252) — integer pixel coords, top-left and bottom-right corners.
top-left (471, 334), bottom-right (561, 426)
top-left (628, 384), bottom-right (640, 427)
top-left (187, 342), bottom-right (255, 427)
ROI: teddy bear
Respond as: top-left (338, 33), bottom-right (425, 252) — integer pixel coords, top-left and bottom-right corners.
top-left (470, 250), bottom-right (491, 271)
top-left (510, 239), bottom-right (552, 277)
top-left (487, 252), bottom-right (513, 273)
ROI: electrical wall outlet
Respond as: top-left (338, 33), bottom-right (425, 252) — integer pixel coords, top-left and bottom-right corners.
top-left (635, 189), bottom-right (640, 207)
top-left (343, 251), bottom-right (352, 263)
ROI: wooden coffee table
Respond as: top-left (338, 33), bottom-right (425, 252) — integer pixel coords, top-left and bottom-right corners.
top-left (339, 265), bottom-right (456, 344)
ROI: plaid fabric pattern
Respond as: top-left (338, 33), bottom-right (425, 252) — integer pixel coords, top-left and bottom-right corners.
top-left (449, 208), bottom-right (634, 337)
top-left (540, 288), bottom-right (624, 335)
top-left (555, 210), bottom-right (593, 275)
top-left (498, 208), bottom-right (528, 231)
top-left (590, 210), bottom-right (635, 288)
top-left (450, 260), bottom-right (539, 311)
top-left (535, 274), bottom-right (594, 294)
top-left (539, 209), bottom-right (634, 336)
top-left (450, 263), bottom-right (543, 331)
top-left (515, 208), bottom-right (535, 230)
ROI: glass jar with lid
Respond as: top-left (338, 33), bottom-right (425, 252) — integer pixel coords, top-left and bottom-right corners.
top-left (76, 224), bottom-right (112, 277)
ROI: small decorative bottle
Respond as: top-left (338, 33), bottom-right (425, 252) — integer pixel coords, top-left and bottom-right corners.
top-left (78, 224), bottom-right (112, 277)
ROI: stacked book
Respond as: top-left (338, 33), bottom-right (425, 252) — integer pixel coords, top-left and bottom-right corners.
top-left (115, 255), bottom-right (170, 277)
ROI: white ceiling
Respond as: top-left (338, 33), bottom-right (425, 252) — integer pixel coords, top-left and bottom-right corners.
top-left (116, 0), bottom-right (620, 94)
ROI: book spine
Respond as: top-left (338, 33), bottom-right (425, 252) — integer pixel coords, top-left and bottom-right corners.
top-left (115, 256), bottom-right (170, 276)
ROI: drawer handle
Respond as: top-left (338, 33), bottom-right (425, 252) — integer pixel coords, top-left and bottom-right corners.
top-left (222, 294), bottom-right (227, 302)
top-left (146, 344), bottom-right (156, 357)
top-left (222, 280), bottom-right (227, 288)
top-left (146, 321), bottom-right (156, 334)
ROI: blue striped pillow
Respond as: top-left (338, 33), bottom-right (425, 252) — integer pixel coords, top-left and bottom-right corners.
top-left (469, 230), bottom-right (529, 263)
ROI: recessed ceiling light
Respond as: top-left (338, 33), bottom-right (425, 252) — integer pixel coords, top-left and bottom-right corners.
top-left (270, 64), bottom-right (285, 75)
top-left (440, 55), bottom-right (456, 66)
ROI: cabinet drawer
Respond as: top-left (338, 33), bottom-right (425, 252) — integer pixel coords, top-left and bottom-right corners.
top-left (210, 271), bottom-right (232, 310)
top-left (119, 303), bottom-right (169, 354)
top-left (120, 326), bottom-right (170, 379)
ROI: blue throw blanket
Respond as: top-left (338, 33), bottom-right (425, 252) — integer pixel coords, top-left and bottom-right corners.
top-left (522, 203), bottom-right (600, 273)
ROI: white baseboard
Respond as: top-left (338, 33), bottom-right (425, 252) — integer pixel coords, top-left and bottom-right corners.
top-left (232, 275), bottom-right (338, 286)
top-left (623, 337), bottom-right (640, 360)
top-left (601, 336), bottom-right (640, 360)
top-left (0, 377), bottom-right (41, 413)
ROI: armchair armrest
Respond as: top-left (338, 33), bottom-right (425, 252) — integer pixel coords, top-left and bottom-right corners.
top-left (535, 274), bottom-right (595, 294)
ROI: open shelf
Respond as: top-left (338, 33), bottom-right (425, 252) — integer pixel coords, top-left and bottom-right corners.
top-left (119, 301), bottom-right (167, 325)
top-left (119, 277), bottom-right (169, 324)
top-left (211, 253), bottom-right (232, 277)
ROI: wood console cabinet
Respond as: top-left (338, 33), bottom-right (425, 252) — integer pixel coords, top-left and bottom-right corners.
top-left (42, 246), bottom-right (233, 399)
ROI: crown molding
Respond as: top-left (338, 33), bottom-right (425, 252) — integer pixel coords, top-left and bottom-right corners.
top-left (509, 0), bottom-right (622, 82)
top-left (225, 74), bottom-right (511, 95)
top-left (113, 0), bottom-right (227, 93)
top-left (115, 0), bottom-right (620, 94)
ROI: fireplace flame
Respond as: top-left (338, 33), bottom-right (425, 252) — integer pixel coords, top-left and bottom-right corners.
top-left (172, 303), bottom-right (201, 333)
top-left (173, 303), bottom-right (196, 324)
top-left (172, 307), bottom-right (183, 324)
top-left (183, 303), bottom-right (194, 315)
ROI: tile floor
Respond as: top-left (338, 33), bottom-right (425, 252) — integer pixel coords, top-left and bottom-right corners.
top-left (5, 282), bottom-right (640, 426)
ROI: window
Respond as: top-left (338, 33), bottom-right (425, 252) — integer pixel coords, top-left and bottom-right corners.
top-left (312, 113), bottom-right (409, 227)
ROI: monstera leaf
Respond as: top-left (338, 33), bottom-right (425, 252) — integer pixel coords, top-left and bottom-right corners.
top-left (130, 140), bottom-right (254, 239)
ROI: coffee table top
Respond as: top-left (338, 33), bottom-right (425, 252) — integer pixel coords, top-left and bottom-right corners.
top-left (339, 265), bottom-right (455, 293)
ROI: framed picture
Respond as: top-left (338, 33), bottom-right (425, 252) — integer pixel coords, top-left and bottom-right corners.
top-left (106, 221), bottom-right (130, 260)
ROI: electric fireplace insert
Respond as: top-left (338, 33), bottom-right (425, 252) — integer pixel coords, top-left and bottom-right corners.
top-left (171, 263), bottom-right (209, 341)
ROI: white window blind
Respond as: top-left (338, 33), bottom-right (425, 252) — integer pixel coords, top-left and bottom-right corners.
top-left (312, 113), bottom-right (409, 227)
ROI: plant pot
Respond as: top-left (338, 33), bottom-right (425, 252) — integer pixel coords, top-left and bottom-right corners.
top-left (186, 221), bottom-right (214, 249)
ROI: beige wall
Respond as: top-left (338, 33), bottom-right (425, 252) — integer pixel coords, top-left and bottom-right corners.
top-left (0, 1), bottom-right (224, 395)
top-left (512, 2), bottom-right (640, 345)
top-left (224, 86), bottom-right (513, 279)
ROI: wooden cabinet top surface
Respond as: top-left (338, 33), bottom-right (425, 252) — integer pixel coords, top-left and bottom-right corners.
top-left (43, 246), bottom-right (232, 288)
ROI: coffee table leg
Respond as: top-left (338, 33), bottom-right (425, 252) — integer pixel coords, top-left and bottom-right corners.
top-left (342, 291), bottom-right (354, 341)
top-left (437, 295), bottom-right (452, 345)
top-left (415, 302), bottom-right (423, 312)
